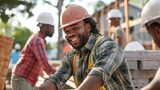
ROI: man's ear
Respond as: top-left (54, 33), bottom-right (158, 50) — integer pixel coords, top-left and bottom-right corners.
top-left (85, 23), bottom-right (91, 32)
top-left (155, 27), bottom-right (160, 36)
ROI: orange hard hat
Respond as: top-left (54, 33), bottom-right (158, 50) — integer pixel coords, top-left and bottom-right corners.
top-left (59, 4), bottom-right (90, 30)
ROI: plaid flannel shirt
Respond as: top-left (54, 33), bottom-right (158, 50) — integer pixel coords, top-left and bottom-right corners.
top-left (12, 32), bottom-right (55, 86)
top-left (48, 34), bottom-right (133, 90)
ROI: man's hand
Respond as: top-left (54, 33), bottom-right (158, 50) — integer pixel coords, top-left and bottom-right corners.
top-left (41, 71), bottom-right (49, 79)
top-left (38, 80), bottom-right (57, 90)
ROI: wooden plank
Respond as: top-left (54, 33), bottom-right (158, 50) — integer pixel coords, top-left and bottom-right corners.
top-left (124, 0), bottom-right (130, 43)
top-left (129, 18), bottom-right (142, 27)
top-left (96, 12), bottom-right (100, 30)
top-left (121, 18), bottom-right (142, 28)
top-left (114, 0), bottom-right (118, 8)
top-left (100, 8), bottom-right (105, 36)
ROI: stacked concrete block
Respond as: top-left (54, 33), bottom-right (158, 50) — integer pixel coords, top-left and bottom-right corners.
top-left (124, 51), bottom-right (160, 90)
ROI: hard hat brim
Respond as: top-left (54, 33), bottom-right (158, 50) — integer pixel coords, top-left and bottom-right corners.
top-left (59, 16), bottom-right (90, 30)
top-left (142, 16), bottom-right (160, 28)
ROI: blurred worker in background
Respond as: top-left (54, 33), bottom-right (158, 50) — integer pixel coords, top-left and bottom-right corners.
top-left (107, 9), bottom-right (127, 49)
top-left (10, 43), bottom-right (21, 64)
top-left (60, 38), bottom-right (71, 59)
top-left (11, 12), bottom-right (56, 90)
top-left (7, 43), bottom-right (21, 84)
top-left (38, 4), bottom-right (133, 90)
top-left (141, 0), bottom-right (160, 90)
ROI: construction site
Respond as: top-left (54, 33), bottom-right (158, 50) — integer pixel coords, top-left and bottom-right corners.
top-left (1, 0), bottom-right (160, 90)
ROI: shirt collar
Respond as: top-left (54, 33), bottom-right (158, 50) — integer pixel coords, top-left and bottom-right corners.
top-left (38, 31), bottom-right (46, 38)
top-left (37, 31), bottom-right (46, 44)
top-left (74, 34), bottom-right (98, 53)
top-left (84, 34), bottom-right (98, 51)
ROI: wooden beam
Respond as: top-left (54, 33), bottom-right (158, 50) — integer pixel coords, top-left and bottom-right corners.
top-left (107, 6), bottom-right (112, 37)
top-left (121, 18), bottom-right (142, 28)
top-left (114, 0), bottom-right (118, 8)
top-left (96, 12), bottom-right (100, 30)
top-left (129, 18), bottom-right (142, 27)
top-left (124, 0), bottom-right (130, 43)
top-left (100, 8), bottom-right (105, 36)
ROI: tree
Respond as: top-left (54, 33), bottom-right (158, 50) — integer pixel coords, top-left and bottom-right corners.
top-left (43, 0), bottom-right (67, 59)
top-left (0, 21), bottom-right (13, 36)
top-left (12, 26), bottom-right (32, 49)
top-left (0, 22), bottom-right (6, 34)
top-left (130, 0), bottom-right (149, 6)
top-left (93, 1), bottom-right (106, 12)
top-left (0, 0), bottom-right (38, 23)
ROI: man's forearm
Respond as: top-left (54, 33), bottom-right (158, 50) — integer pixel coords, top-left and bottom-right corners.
top-left (77, 76), bottom-right (102, 90)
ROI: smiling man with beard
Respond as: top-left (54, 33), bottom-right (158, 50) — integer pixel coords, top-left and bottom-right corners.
top-left (38, 4), bottom-right (133, 90)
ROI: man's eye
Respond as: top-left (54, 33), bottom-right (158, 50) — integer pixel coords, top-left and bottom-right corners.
top-left (73, 27), bottom-right (79, 30)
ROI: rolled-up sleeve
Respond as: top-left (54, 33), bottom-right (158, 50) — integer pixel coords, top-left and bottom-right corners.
top-left (48, 51), bottom-right (74, 90)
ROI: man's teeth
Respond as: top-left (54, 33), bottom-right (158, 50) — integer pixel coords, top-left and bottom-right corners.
top-left (72, 38), bottom-right (77, 41)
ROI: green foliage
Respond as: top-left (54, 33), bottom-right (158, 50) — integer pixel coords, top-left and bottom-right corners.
top-left (87, 0), bottom-right (106, 13)
top-left (12, 26), bottom-right (33, 49)
top-left (0, 0), bottom-right (37, 23)
top-left (95, 1), bottom-right (106, 9)
top-left (11, 26), bottom-right (57, 50)
top-left (46, 42), bottom-right (58, 50)
top-left (0, 22), bottom-right (6, 34)
top-left (46, 43), bottom-right (52, 50)
top-left (130, 0), bottom-right (149, 6)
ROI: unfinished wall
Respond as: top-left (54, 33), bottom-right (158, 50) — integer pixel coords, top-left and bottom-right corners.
top-left (125, 50), bottom-right (160, 90)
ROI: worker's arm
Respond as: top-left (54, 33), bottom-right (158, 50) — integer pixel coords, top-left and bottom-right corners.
top-left (116, 28), bottom-right (126, 49)
top-left (77, 75), bottom-right (102, 90)
top-left (141, 68), bottom-right (160, 90)
top-left (33, 39), bottom-right (56, 74)
top-left (116, 36), bottom-right (123, 47)
top-left (38, 50), bottom-right (74, 90)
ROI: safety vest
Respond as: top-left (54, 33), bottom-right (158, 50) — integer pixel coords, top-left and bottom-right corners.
top-left (73, 36), bottom-right (106, 90)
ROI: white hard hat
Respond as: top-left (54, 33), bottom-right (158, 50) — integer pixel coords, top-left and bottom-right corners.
top-left (107, 9), bottom-right (122, 19)
top-left (36, 12), bottom-right (54, 26)
top-left (124, 41), bottom-right (145, 51)
top-left (14, 43), bottom-right (21, 49)
top-left (141, 0), bottom-right (160, 28)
